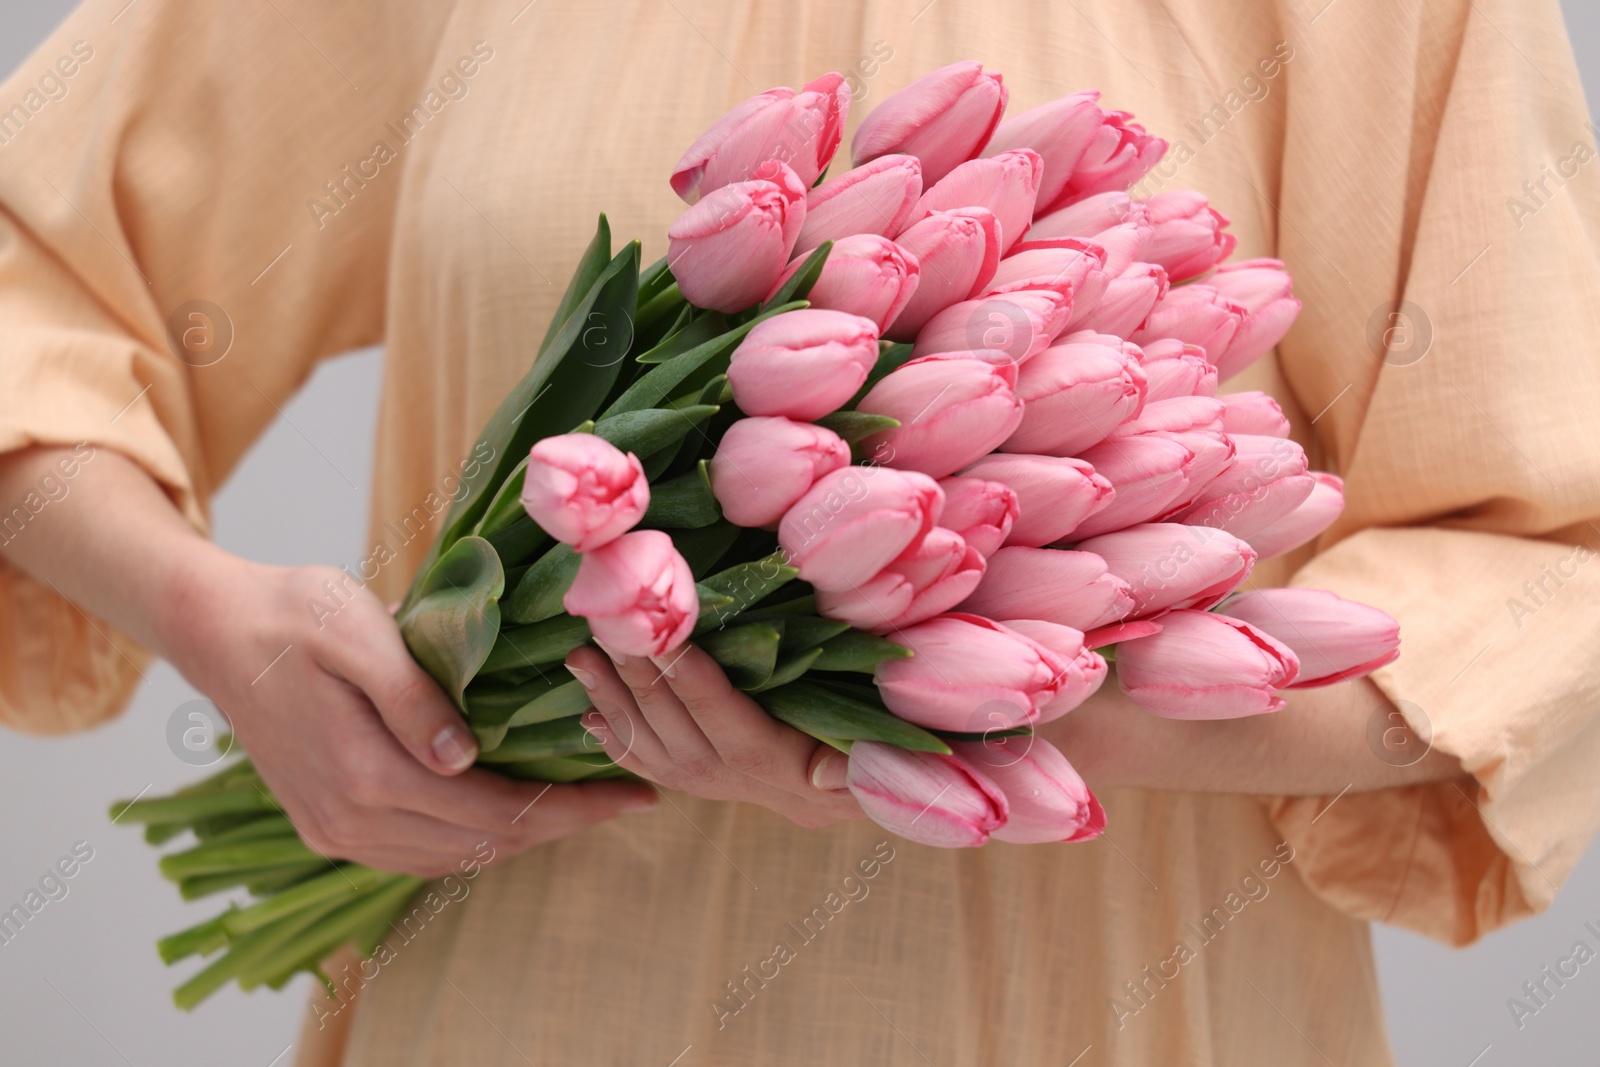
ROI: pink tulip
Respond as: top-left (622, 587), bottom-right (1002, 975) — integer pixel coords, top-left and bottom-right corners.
top-left (1001, 336), bottom-right (1147, 456)
top-left (845, 741), bottom-right (1007, 848)
top-left (562, 530), bottom-right (697, 658)
top-left (795, 154), bottom-right (923, 253)
top-left (1175, 434), bottom-right (1313, 539)
top-left (1114, 609), bottom-right (1299, 718)
top-left (1067, 434), bottom-right (1196, 540)
top-left (778, 466), bottom-right (943, 592)
top-left (671, 73), bottom-right (849, 202)
top-left (959, 546), bottom-right (1134, 631)
top-left (1028, 191), bottom-right (1140, 243)
top-left (875, 614), bottom-right (1094, 730)
top-left (857, 357), bottom-right (1024, 478)
top-left (983, 91), bottom-right (1109, 217)
top-left (520, 433), bottom-right (649, 552)
top-left (1054, 104), bottom-right (1167, 206)
top-left (1075, 523), bottom-right (1255, 617)
top-left (1129, 284), bottom-right (1245, 364)
top-left (1110, 395), bottom-right (1225, 436)
top-left (1217, 588), bottom-right (1400, 687)
top-left (983, 239), bottom-right (1108, 309)
top-left (961, 453), bottom-right (1114, 546)
top-left (952, 735), bottom-right (1105, 843)
top-left (888, 208), bottom-right (1002, 340)
top-left (997, 618), bottom-right (1108, 720)
top-left (911, 290), bottom-right (1072, 366)
top-left (937, 476), bottom-right (1020, 557)
top-left (1243, 472), bottom-right (1344, 559)
top-left (901, 149), bottom-right (1042, 252)
top-left (1140, 191), bottom-right (1236, 281)
top-left (852, 61), bottom-right (1009, 185)
top-left (708, 417), bottom-right (850, 528)
top-left (668, 162), bottom-right (807, 313)
top-left (1219, 391), bottom-right (1291, 438)
top-left (815, 527), bottom-right (986, 632)
top-left (773, 234), bottom-right (920, 333)
top-left (1208, 259), bottom-right (1302, 380)
top-left (1069, 261), bottom-right (1167, 336)
top-left (726, 308), bottom-right (879, 421)
top-left (1105, 401), bottom-right (1232, 517)
top-left (1138, 338), bottom-right (1217, 402)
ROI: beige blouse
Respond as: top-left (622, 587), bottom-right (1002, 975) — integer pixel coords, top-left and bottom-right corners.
top-left (4, 0), bottom-right (1599, 1062)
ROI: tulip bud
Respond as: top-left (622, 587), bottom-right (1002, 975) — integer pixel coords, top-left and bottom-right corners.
top-left (816, 527), bottom-right (986, 632)
top-left (887, 208), bottom-right (1002, 340)
top-left (709, 417), bottom-right (850, 528)
top-left (1068, 261), bottom-right (1167, 336)
top-left (952, 735), bottom-right (1106, 843)
top-left (1137, 338), bottom-right (1217, 401)
top-left (1028, 191), bottom-right (1139, 242)
top-left (795, 154), bottom-right (924, 253)
top-left (911, 290), bottom-right (1072, 366)
top-left (1219, 391), bottom-right (1291, 438)
top-left (901, 149), bottom-right (1043, 253)
top-left (773, 233), bottom-right (920, 333)
top-left (1105, 401), bottom-right (1233, 520)
top-left (562, 530), bottom-right (698, 658)
top-left (1075, 523), bottom-right (1256, 617)
top-left (1217, 588), bottom-right (1400, 687)
top-left (857, 357), bottom-right (1024, 478)
top-left (1053, 105), bottom-right (1166, 206)
top-left (875, 613), bottom-right (1093, 730)
top-left (1001, 337), bottom-right (1146, 456)
top-left (1067, 434), bottom-right (1196, 540)
top-left (1244, 472), bottom-right (1344, 559)
top-left (1140, 190), bottom-right (1236, 282)
top-left (961, 453), bottom-right (1114, 546)
top-left (778, 466), bottom-right (943, 592)
top-left (846, 741), bottom-right (1008, 848)
top-left (727, 308), bottom-right (880, 421)
top-left (959, 546), bottom-right (1135, 631)
top-left (1175, 434), bottom-right (1313, 539)
top-left (996, 618), bottom-right (1107, 720)
top-left (668, 162), bottom-right (807, 313)
top-left (1114, 609), bottom-right (1299, 718)
top-left (520, 433), bottom-right (649, 552)
top-left (983, 91), bottom-right (1108, 217)
top-left (1208, 259), bottom-right (1302, 380)
top-left (672, 73), bottom-right (849, 202)
top-left (1129, 285), bottom-right (1245, 365)
top-left (852, 61), bottom-right (1009, 185)
top-left (936, 476), bottom-right (1020, 557)
top-left (983, 240), bottom-right (1107, 309)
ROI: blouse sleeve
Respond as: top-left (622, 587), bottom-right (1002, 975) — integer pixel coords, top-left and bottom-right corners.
top-left (0, 0), bottom-right (450, 733)
top-left (1262, 0), bottom-right (1600, 944)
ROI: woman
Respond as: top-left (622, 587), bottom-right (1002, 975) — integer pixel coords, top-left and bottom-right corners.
top-left (2, 0), bottom-right (1597, 1062)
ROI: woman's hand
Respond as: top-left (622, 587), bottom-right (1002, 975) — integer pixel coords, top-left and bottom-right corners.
top-left (564, 643), bottom-right (864, 829)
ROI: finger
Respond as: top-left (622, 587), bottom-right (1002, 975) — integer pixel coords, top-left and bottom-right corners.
top-left (656, 643), bottom-right (823, 798)
top-left (809, 746), bottom-right (850, 792)
top-left (566, 648), bottom-right (676, 774)
top-left (604, 647), bottom-right (724, 776)
top-left (580, 709), bottom-right (664, 785)
top-left (508, 779), bottom-right (662, 845)
top-left (319, 597), bottom-right (479, 776)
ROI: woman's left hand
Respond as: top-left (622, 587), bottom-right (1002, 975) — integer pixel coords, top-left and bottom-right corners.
top-left (564, 643), bottom-right (865, 829)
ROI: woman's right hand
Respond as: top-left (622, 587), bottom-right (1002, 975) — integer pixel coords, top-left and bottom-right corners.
top-left (156, 549), bottom-right (660, 877)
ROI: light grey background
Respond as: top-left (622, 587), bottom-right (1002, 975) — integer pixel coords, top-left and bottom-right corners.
top-left (1, 3), bottom-right (1596, 1064)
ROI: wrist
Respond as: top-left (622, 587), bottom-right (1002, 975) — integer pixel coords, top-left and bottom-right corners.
top-left (150, 539), bottom-right (262, 668)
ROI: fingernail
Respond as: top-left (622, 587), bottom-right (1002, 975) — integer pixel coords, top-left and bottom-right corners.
top-left (811, 750), bottom-right (848, 791)
top-left (596, 641), bottom-right (628, 667)
top-left (432, 724), bottom-right (477, 771)
top-left (647, 651), bottom-right (679, 679)
top-left (622, 790), bottom-right (659, 814)
top-left (566, 664), bottom-right (597, 689)
top-left (579, 710), bottom-right (606, 741)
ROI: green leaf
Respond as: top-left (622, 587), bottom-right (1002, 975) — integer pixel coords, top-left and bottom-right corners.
top-left (474, 456), bottom-right (530, 537)
top-left (483, 515), bottom-right (548, 569)
top-left (673, 521), bottom-right (743, 578)
top-left (809, 630), bottom-right (914, 673)
top-left (638, 253), bottom-right (675, 304)
top-left (774, 615), bottom-right (850, 654)
top-left (474, 717), bottom-right (597, 763)
top-left (754, 681), bottom-right (949, 752)
top-left (697, 623), bottom-right (782, 690)
top-left (814, 411), bottom-right (901, 444)
top-left (749, 646), bottom-right (823, 692)
top-left (602, 301), bottom-right (806, 416)
top-left (592, 405), bottom-right (719, 456)
top-left (642, 463), bottom-right (721, 529)
top-left (480, 614), bottom-right (591, 675)
top-left (398, 536), bottom-right (505, 708)
top-left (633, 309), bottom-right (729, 365)
top-left (494, 756), bottom-right (614, 783)
top-left (466, 674), bottom-right (589, 750)
top-left (762, 242), bottom-right (831, 309)
top-left (693, 551), bottom-right (798, 634)
top-left (502, 543), bottom-right (580, 625)
top-left (541, 214), bottom-right (616, 355)
top-left (863, 341), bottom-right (917, 389)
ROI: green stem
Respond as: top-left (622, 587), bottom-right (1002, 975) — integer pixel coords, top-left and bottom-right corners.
top-left (112, 786), bottom-right (279, 826)
top-left (180, 860), bottom-right (327, 901)
top-left (161, 836), bottom-right (317, 882)
top-left (172, 892), bottom-right (354, 1011)
top-left (237, 875), bottom-right (422, 991)
top-left (223, 864), bottom-right (389, 938)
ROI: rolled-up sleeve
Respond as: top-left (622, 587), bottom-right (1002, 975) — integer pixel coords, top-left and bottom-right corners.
top-left (0, 0), bottom-right (447, 734)
top-left (1261, 0), bottom-right (1600, 943)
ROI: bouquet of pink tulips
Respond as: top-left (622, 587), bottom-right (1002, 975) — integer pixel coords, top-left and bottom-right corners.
top-left (114, 61), bottom-right (1400, 1008)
